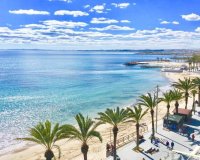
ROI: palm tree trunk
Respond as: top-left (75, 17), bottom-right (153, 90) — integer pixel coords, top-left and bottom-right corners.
top-left (81, 143), bottom-right (89, 160)
top-left (84, 153), bottom-right (87, 160)
top-left (167, 104), bottom-right (170, 120)
top-left (113, 126), bottom-right (118, 160)
top-left (136, 123), bottom-right (139, 150)
top-left (45, 150), bottom-right (54, 160)
top-left (175, 101), bottom-right (179, 114)
top-left (150, 109), bottom-right (155, 139)
top-left (198, 86), bottom-right (200, 106)
top-left (193, 95), bottom-right (195, 113)
top-left (185, 92), bottom-right (189, 109)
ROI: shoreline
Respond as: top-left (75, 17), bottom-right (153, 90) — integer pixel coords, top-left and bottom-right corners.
top-left (1, 61), bottom-right (200, 160)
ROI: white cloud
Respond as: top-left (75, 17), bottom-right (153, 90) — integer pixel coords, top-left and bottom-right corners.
top-left (160, 21), bottom-right (170, 24)
top-left (195, 27), bottom-right (200, 32)
top-left (91, 17), bottom-right (118, 24)
top-left (23, 24), bottom-right (47, 29)
top-left (84, 5), bottom-right (90, 9)
top-left (172, 21), bottom-right (179, 25)
top-left (121, 20), bottom-right (131, 23)
top-left (90, 4), bottom-right (106, 13)
top-left (49, 0), bottom-right (72, 3)
top-left (42, 20), bottom-right (88, 28)
top-left (90, 25), bottom-right (135, 31)
top-left (111, 3), bottom-right (130, 9)
top-left (182, 13), bottom-right (200, 21)
top-left (160, 20), bottom-right (179, 25)
top-left (54, 10), bottom-right (89, 17)
top-left (1, 18), bottom-right (200, 50)
top-left (9, 9), bottom-right (50, 15)
top-left (0, 27), bottom-right (11, 32)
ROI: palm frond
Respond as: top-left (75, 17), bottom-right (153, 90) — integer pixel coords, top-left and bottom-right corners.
top-left (127, 105), bottom-right (148, 123)
top-left (17, 120), bottom-right (65, 152)
top-left (97, 107), bottom-right (129, 127)
top-left (61, 113), bottom-right (102, 144)
top-left (53, 145), bottom-right (61, 159)
top-left (138, 93), bottom-right (157, 110)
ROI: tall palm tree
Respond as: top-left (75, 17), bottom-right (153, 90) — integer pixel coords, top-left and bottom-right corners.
top-left (173, 78), bottom-right (195, 109)
top-left (191, 89), bottom-right (197, 113)
top-left (127, 105), bottom-right (148, 150)
top-left (97, 107), bottom-right (129, 160)
top-left (171, 89), bottom-right (183, 114)
top-left (161, 91), bottom-right (173, 120)
top-left (61, 113), bottom-right (102, 160)
top-left (17, 120), bottom-right (65, 160)
top-left (138, 93), bottom-right (159, 139)
top-left (193, 77), bottom-right (200, 106)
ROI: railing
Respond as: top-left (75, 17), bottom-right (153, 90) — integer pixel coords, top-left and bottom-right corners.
top-left (116, 125), bottom-right (148, 148)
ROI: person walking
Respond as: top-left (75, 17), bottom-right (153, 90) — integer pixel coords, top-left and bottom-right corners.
top-left (192, 134), bottom-right (195, 141)
top-left (171, 141), bottom-right (174, 149)
top-left (166, 141), bottom-right (169, 149)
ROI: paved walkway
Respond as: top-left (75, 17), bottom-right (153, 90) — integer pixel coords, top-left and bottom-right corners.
top-left (107, 108), bottom-right (200, 160)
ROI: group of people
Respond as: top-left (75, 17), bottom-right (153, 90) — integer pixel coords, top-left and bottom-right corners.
top-left (165, 141), bottom-right (175, 150)
top-left (151, 138), bottom-right (175, 150)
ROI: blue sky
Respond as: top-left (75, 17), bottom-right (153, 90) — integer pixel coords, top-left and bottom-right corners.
top-left (1, 0), bottom-right (200, 49)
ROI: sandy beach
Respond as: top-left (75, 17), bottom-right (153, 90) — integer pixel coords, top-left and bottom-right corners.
top-left (1, 61), bottom-right (199, 160)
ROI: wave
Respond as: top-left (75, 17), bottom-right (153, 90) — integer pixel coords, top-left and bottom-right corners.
top-left (0, 96), bottom-right (43, 102)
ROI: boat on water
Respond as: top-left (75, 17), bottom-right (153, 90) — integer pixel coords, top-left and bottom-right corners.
top-left (124, 61), bottom-right (149, 66)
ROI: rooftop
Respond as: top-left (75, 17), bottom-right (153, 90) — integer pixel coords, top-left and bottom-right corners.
top-left (163, 114), bottom-right (184, 123)
top-left (173, 108), bottom-right (192, 115)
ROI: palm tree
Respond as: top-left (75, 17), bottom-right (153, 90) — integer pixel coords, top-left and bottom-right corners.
top-left (161, 91), bottom-right (173, 120)
top-left (173, 78), bottom-right (195, 109)
top-left (61, 113), bottom-right (102, 160)
top-left (17, 120), bottom-right (65, 160)
top-left (97, 107), bottom-right (129, 160)
top-left (191, 89), bottom-right (197, 113)
top-left (138, 93), bottom-right (159, 139)
top-left (193, 77), bottom-right (200, 106)
top-left (127, 105), bottom-right (148, 150)
top-left (171, 89), bottom-right (183, 114)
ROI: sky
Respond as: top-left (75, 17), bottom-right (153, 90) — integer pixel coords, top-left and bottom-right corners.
top-left (1, 0), bottom-right (200, 50)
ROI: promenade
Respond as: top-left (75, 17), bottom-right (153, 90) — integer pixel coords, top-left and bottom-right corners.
top-left (107, 107), bottom-right (200, 160)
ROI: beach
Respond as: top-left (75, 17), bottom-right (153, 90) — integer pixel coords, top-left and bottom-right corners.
top-left (1, 60), bottom-right (199, 160)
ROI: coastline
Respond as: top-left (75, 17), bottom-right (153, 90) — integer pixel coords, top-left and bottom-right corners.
top-left (1, 61), bottom-right (199, 160)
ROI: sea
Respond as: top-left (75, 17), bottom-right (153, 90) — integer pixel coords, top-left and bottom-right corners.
top-left (0, 50), bottom-right (171, 154)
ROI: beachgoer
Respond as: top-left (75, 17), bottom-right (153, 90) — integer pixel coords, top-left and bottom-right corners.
top-left (106, 143), bottom-right (110, 151)
top-left (192, 134), bottom-right (195, 141)
top-left (171, 141), bottom-right (174, 149)
top-left (179, 128), bottom-right (182, 135)
top-left (151, 137), bottom-right (153, 143)
top-left (166, 141), bottom-right (169, 148)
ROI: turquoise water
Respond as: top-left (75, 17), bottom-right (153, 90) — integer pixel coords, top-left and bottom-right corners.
top-left (0, 50), bottom-right (170, 154)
